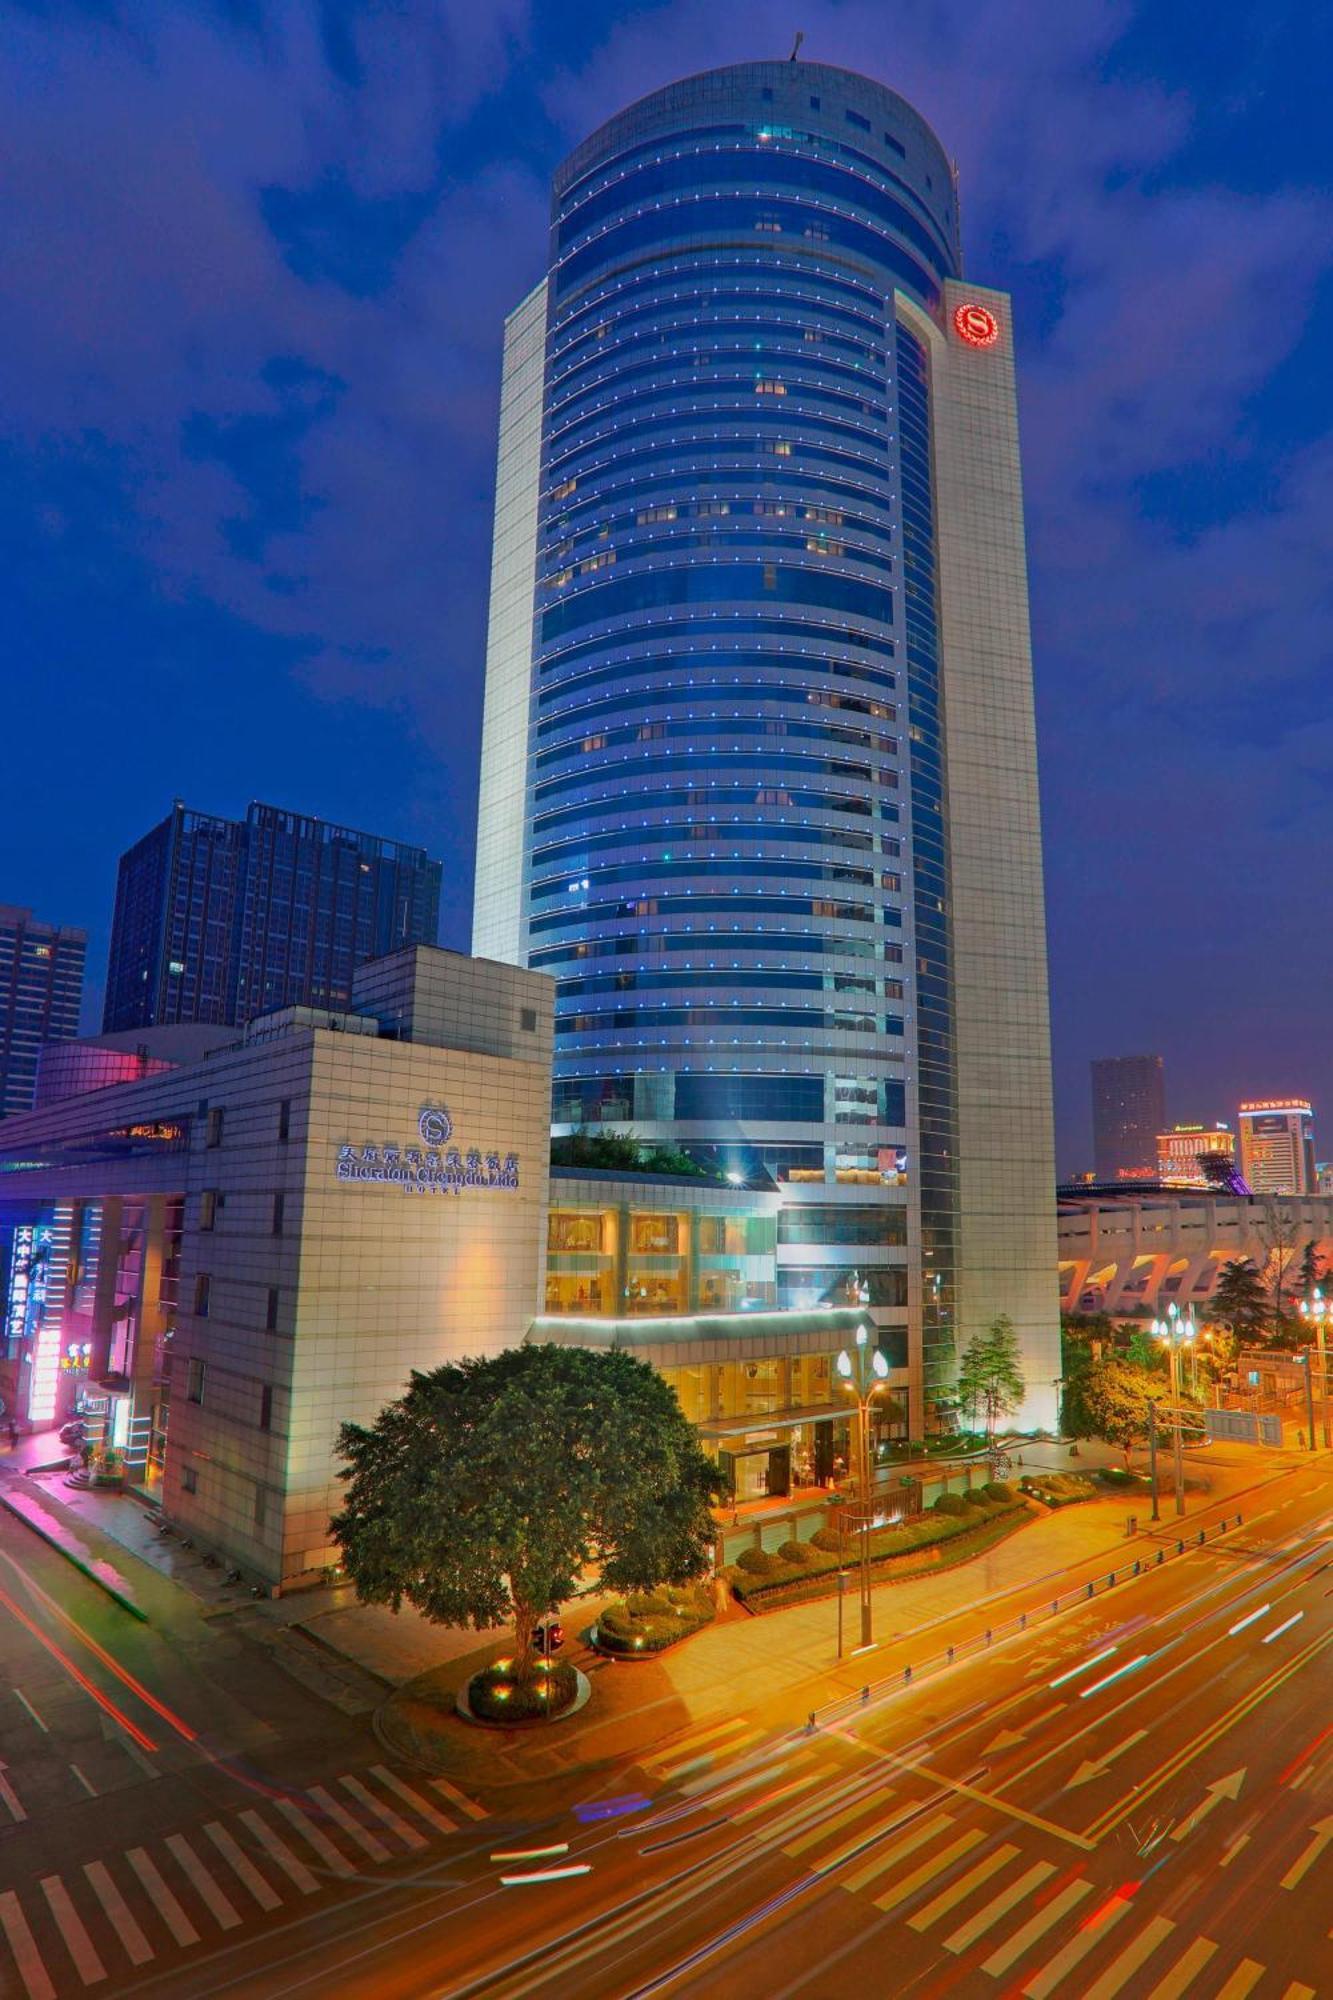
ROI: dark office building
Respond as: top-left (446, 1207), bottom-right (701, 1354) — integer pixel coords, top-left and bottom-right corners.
top-left (0, 906), bottom-right (87, 1118)
top-left (1091, 1054), bottom-right (1166, 1182)
top-left (103, 802), bottom-right (442, 1032)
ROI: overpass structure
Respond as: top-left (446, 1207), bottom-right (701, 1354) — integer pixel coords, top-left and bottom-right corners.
top-left (1057, 1188), bottom-right (1333, 1317)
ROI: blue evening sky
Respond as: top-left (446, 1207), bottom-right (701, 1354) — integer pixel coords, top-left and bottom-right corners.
top-left (2, 1), bottom-right (1329, 1170)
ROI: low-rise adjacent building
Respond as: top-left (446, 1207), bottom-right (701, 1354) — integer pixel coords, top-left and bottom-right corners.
top-left (1058, 1187), bottom-right (1333, 1318)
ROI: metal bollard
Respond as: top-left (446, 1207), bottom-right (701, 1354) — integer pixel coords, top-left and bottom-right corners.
top-left (1176, 1539), bottom-right (1184, 1555)
top-left (861, 1685), bottom-right (870, 1704)
top-left (1109, 1572), bottom-right (1116, 1586)
top-left (947, 1645), bottom-right (954, 1662)
top-left (1197, 1529), bottom-right (1205, 1545)
top-left (1156, 1548), bottom-right (1164, 1565)
top-left (1133, 1559), bottom-right (1140, 1575)
top-left (807, 1711), bottom-right (816, 1733)
top-left (1020, 1612), bottom-right (1026, 1630)
top-left (904, 1663), bottom-right (912, 1683)
top-left (1086, 1582), bottom-right (1094, 1597)
top-left (986, 1628), bottom-right (992, 1645)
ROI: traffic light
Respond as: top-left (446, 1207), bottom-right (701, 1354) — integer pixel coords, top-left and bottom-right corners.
top-left (537, 1618), bottom-right (565, 1655)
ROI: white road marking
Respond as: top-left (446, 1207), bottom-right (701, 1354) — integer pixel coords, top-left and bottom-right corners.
top-left (83, 1861), bottom-right (153, 1965)
top-left (238, 1811), bottom-right (318, 1895)
top-left (430, 1775), bottom-right (487, 1820)
top-left (164, 1834), bottom-right (241, 1929)
top-left (842, 1810), bottom-right (951, 1895)
top-left (1021, 1889), bottom-right (1130, 1995)
top-left (944, 1861), bottom-right (1056, 1954)
top-left (981, 1877), bottom-right (1093, 1977)
top-left (1227, 1604), bottom-right (1270, 1636)
top-left (202, 1821), bottom-right (281, 1911)
top-left (1213, 1959), bottom-right (1265, 1999)
top-left (370, 1763), bottom-right (457, 1834)
top-left (872, 1829), bottom-right (983, 1914)
top-left (908, 1843), bottom-right (1019, 1931)
top-left (39, 1876), bottom-right (106, 1985)
top-left (307, 1784), bottom-right (391, 1863)
top-left (339, 1773), bottom-right (426, 1850)
top-left (1263, 1611), bottom-right (1305, 1644)
top-left (0, 1764), bottom-right (28, 1822)
top-left (0, 1889), bottom-right (55, 2000)
top-left (1080, 1655), bottom-right (1149, 1699)
top-left (1141, 1936), bottom-right (1218, 2000)
top-left (126, 1847), bottom-right (199, 1947)
top-left (274, 1798), bottom-right (356, 1879)
top-left (1082, 1914), bottom-right (1176, 1999)
top-left (13, 1690), bottom-right (47, 1732)
top-left (1050, 1646), bottom-right (1117, 1689)
top-left (68, 1764), bottom-right (97, 1797)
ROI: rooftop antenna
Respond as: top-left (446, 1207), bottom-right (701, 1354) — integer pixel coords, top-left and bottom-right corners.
top-left (789, 30), bottom-right (804, 61)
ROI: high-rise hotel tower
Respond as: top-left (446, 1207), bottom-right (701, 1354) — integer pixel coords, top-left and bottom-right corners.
top-left (475, 62), bottom-right (1059, 1427)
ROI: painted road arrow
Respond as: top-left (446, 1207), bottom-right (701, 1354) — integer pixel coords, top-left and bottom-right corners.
top-left (1065, 1729), bottom-right (1149, 1790)
top-left (982, 1728), bottom-right (1028, 1755)
top-left (1280, 1816), bottom-right (1333, 1890)
top-left (1170, 1768), bottom-right (1246, 1842)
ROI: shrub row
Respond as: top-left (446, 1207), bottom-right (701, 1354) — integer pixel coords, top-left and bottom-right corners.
top-left (727, 1491), bottom-right (1027, 1604)
top-left (1021, 1472), bottom-right (1099, 1507)
top-left (596, 1582), bottom-right (715, 1654)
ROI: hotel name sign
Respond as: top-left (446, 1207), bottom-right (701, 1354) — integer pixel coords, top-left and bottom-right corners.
top-left (336, 1106), bottom-right (520, 1196)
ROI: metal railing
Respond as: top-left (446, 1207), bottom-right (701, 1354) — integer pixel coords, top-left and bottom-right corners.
top-left (810, 1511), bottom-right (1245, 1729)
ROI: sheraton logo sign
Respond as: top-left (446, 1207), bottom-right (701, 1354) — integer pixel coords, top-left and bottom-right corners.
top-left (335, 1105), bottom-right (520, 1195)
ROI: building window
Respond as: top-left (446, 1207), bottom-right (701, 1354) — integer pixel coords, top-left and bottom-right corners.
top-left (271, 1192), bottom-right (285, 1236)
top-left (520, 1007), bottom-right (538, 1032)
top-left (206, 1107), bottom-right (224, 1149)
top-left (193, 1273), bottom-right (211, 1318)
top-left (186, 1359), bottom-right (206, 1404)
top-left (278, 1098), bottom-right (291, 1144)
top-left (199, 1190), bottom-right (217, 1232)
top-left (549, 1211), bottom-right (605, 1254)
top-left (182, 1465), bottom-right (197, 1494)
top-left (259, 1385), bottom-right (273, 1432)
top-left (265, 1287), bottom-right (280, 1333)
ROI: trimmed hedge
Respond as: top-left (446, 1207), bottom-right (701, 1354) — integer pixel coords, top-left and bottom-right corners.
top-left (596, 1583), bottom-right (715, 1654)
top-left (726, 1495), bottom-right (1029, 1605)
top-left (1021, 1472), bottom-right (1099, 1507)
top-left (933, 1492), bottom-right (970, 1517)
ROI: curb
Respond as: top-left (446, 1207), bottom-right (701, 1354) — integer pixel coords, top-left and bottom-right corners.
top-left (0, 1485), bottom-right (149, 1623)
top-left (292, 1618), bottom-right (398, 1690)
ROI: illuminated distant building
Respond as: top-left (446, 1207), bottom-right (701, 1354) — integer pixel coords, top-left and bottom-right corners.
top-left (0, 905), bottom-right (86, 1120)
top-left (1318, 1162), bottom-right (1333, 1197)
top-left (1156, 1123), bottom-right (1235, 1188)
top-left (1238, 1099), bottom-right (1315, 1196)
top-left (1091, 1055), bottom-right (1165, 1182)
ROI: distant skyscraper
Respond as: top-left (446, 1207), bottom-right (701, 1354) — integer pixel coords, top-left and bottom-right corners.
top-left (104, 802), bottom-right (442, 1032)
top-left (0, 906), bottom-right (86, 1118)
top-left (1156, 1123), bottom-right (1235, 1188)
top-left (474, 60), bottom-right (1060, 1429)
top-left (1238, 1099), bottom-right (1315, 1196)
top-left (1091, 1055), bottom-right (1165, 1181)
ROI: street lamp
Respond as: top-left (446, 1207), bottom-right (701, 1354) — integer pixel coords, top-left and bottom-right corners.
top-left (836, 1322), bottom-right (890, 1652)
top-left (1151, 1303), bottom-right (1195, 1519)
top-left (1298, 1288), bottom-right (1332, 1451)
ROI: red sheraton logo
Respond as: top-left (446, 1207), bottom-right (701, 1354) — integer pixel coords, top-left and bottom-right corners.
top-left (952, 302), bottom-right (1000, 349)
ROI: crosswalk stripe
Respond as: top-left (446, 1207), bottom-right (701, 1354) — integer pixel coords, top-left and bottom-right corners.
top-left (1142, 1936), bottom-right (1218, 2000)
top-left (1213, 1961), bottom-right (1264, 2000)
top-left (841, 1809), bottom-right (949, 1894)
top-left (275, 1798), bottom-right (357, 1878)
top-left (126, 1848), bottom-right (200, 1948)
top-left (164, 1835), bottom-right (241, 1930)
top-left (40, 1876), bottom-right (106, 1985)
top-left (238, 1810), bottom-right (319, 1895)
top-left (0, 1890), bottom-right (55, 2000)
top-left (203, 1823), bottom-right (282, 1912)
top-left (644, 1716), bottom-right (749, 1767)
top-left (340, 1774), bottom-right (427, 1850)
top-left (945, 1862), bottom-right (1057, 1954)
top-left (308, 1785), bottom-right (391, 1863)
top-left (783, 1790), bottom-right (887, 1858)
top-left (370, 1764), bottom-right (457, 1834)
top-left (981, 1878), bottom-right (1094, 1978)
top-left (1082, 1914), bottom-right (1176, 1999)
top-left (909, 1844), bottom-right (1019, 1932)
top-left (1279, 1983), bottom-right (1316, 2000)
top-left (873, 1829), bottom-right (984, 1915)
top-left (430, 1776), bottom-right (487, 1821)
top-left (1021, 1890), bottom-right (1131, 1995)
top-left (83, 1862), bottom-right (153, 1965)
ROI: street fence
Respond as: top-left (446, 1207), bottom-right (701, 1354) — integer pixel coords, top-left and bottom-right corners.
top-left (810, 1510), bottom-right (1246, 1730)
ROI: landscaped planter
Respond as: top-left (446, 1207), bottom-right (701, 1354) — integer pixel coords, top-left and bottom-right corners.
top-left (454, 1660), bottom-right (591, 1727)
top-left (726, 1497), bottom-right (1033, 1612)
top-left (591, 1584), bottom-right (715, 1657)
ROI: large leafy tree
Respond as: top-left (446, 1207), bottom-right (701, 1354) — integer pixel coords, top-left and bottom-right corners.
top-left (1066, 1358), bottom-right (1169, 1465)
top-left (331, 1344), bottom-right (717, 1673)
top-left (1209, 1258), bottom-right (1269, 1342)
top-left (955, 1314), bottom-right (1026, 1445)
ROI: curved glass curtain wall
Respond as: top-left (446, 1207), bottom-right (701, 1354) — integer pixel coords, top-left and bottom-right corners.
top-left (526, 64), bottom-right (959, 1234)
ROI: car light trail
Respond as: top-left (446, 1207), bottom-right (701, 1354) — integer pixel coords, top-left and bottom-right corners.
top-left (1228, 1603), bottom-right (1270, 1635)
top-left (0, 1582), bottom-right (158, 1752)
top-left (574, 1793), bottom-right (651, 1823)
top-left (1050, 1646), bottom-right (1117, 1689)
top-left (1079, 1654), bottom-right (1148, 1699)
top-left (1262, 1611), bottom-right (1304, 1643)
top-left (499, 1864), bottom-right (591, 1885)
top-left (490, 1842), bottom-right (570, 1861)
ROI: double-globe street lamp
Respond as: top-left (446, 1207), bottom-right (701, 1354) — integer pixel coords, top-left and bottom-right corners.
top-left (836, 1322), bottom-right (890, 1652)
top-left (1151, 1303), bottom-right (1196, 1519)
top-left (1297, 1288), bottom-right (1332, 1451)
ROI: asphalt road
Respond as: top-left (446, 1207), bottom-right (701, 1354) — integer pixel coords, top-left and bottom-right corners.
top-left (1, 1458), bottom-right (1329, 1999)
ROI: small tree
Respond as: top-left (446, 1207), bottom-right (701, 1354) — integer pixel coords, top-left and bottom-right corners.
top-left (1069, 1358), bottom-right (1169, 1466)
top-left (1296, 1239), bottom-right (1323, 1301)
top-left (1255, 1199), bottom-right (1301, 1336)
top-left (331, 1344), bottom-right (717, 1677)
top-left (955, 1315), bottom-right (1026, 1447)
top-left (1209, 1258), bottom-right (1268, 1343)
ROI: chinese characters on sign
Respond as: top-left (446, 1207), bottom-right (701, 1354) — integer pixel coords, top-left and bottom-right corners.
top-left (335, 1106), bottom-right (519, 1195)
